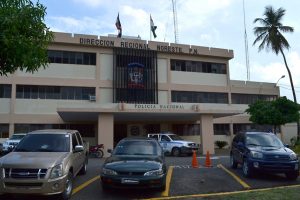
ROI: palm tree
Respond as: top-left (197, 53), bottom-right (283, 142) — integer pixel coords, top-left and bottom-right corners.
top-left (253, 6), bottom-right (299, 138)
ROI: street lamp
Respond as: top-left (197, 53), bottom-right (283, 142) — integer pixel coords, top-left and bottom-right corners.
top-left (275, 75), bottom-right (285, 87)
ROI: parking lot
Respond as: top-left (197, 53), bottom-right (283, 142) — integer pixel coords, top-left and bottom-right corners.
top-left (1, 154), bottom-right (299, 200)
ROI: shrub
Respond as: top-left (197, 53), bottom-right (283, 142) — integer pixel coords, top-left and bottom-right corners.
top-left (215, 141), bottom-right (228, 149)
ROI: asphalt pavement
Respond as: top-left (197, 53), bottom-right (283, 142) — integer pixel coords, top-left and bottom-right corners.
top-left (1, 153), bottom-right (300, 200)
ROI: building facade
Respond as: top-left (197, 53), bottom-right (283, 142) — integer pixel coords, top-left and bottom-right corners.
top-left (0, 32), bottom-right (295, 155)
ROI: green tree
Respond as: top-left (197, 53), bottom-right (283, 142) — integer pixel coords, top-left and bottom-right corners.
top-left (253, 6), bottom-right (299, 137)
top-left (246, 97), bottom-right (300, 134)
top-left (0, 0), bottom-right (53, 76)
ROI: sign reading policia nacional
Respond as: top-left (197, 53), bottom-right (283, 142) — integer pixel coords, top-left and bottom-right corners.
top-left (79, 37), bottom-right (203, 55)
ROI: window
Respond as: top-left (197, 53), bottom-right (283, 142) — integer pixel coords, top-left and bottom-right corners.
top-left (72, 134), bottom-right (79, 150)
top-left (232, 93), bottom-right (278, 104)
top-left (0, 124), bottom-right (9, 138)
top-left (172, 91), bottom-right (228, 104)
top-left (0, 84), bottom-right (12, 98)
top-left (48, 50), bottom-right (96, 65)
top-left (16, 85), bottom-right (95, 100)
top-left (171, 59), bottom-right (226, 74)
top-left (214, 124), bottom-right (230, 135)
top-left (172, 124), bottom-right (200, 136)
top-left (233, 124), bottom-right (278, 135)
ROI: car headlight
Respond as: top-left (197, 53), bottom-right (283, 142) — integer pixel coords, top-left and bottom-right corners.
top-left (144, 168), bottom-right (164, 176)
top-left (50, 164), bottom-right (63, 179)
top-left (289, 153), bottom-right (298, 160)
top-left (102, 168), bottom-right (118, 176)
top-left (250, 151), bottom-right (263, 159)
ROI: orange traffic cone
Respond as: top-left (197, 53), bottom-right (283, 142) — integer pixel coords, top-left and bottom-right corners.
top-left (191, 150), bottom-right (199, 168)
top-left (205, 151), bottom-right (212, 167)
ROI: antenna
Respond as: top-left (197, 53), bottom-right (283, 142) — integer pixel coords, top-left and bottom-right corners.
top-left (172, 0), bottom-right (179, 43)
top-left (243, 0), bottom-right (250, 81)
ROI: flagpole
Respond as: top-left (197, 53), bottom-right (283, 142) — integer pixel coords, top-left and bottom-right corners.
top-left (150, 14), bottom-right (152, 41)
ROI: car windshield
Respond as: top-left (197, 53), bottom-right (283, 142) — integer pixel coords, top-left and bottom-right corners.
top-left (168, 134), bottom-right (183, 140)
top-left (10, 134), bottom-right (26, 140)
top-left (246, 134), bottom-right (283, 148)
top-left (113, 140), bottom-right (162, 156)
top-left (14, 134), bottom-right (70, 152)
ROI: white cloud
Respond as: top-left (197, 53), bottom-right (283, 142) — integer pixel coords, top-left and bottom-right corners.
top-left (47, 16), bottom-right (113, 35)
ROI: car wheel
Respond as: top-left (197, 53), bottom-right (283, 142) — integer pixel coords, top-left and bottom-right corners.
top-left (242, 159), bottom-right (252, 178)
top-left (102, 183), bottom-right (110, 191)
top-left (172, 147), bottom-right (180, 157)
top-left (58, 172), bottom-right (73, 200)
top-left (79, 158), bottom-right (88, 175)
top-left (285, 171), bottom-right (299, 180)
top-left (230, 153), bottom-right (238, 169)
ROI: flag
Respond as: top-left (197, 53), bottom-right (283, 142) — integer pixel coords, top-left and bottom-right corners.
top-left (115, 13), bottom-right (122, 38)
top-left (150, 15), bottom-right (157, 38)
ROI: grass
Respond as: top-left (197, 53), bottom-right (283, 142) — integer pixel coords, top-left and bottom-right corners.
top-left (199, 186), bottom-right (300, 200)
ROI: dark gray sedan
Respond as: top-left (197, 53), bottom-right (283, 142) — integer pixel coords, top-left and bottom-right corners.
top-left (100, 137), bottom-right (167, 191)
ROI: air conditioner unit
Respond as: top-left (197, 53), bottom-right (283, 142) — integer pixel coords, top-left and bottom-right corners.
top-left (89, 95), bottom-right (96, 101)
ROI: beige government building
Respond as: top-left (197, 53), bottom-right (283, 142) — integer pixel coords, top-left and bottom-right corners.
top-left (0, 32), bottom-right (297, 155)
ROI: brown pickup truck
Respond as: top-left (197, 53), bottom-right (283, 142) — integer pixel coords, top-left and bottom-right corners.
top-left (0, 129), bottom-right (88, 200)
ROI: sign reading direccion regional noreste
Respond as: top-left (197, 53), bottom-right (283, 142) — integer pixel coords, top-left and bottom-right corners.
top-left (79, 37), bottom-right (205, 55)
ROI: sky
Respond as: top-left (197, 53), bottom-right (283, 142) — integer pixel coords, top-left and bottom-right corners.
top-left (40, 0), bottom-right (300, 101)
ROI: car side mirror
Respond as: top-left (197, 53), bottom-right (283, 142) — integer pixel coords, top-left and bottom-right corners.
top-left (284, 144), bottom-right (290, 148)
top-left (107, 149), bottom-right (112, 154)
top-left (74, 145), bottom-right (84, 152)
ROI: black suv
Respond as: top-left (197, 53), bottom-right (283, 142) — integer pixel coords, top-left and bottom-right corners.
top-left (230, 131), bottom-right (299, 180)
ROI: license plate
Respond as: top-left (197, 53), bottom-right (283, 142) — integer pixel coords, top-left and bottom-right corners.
top-left (121, 178), bottom-right (139, 184)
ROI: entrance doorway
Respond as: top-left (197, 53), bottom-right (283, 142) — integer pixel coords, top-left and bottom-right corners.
top-left (114, 124), bottom-right (127, 147)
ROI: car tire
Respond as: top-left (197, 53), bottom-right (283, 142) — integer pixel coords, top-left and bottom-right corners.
top-left (230, 153), bottom-right (238, 169)
top-left (79, 158), bottom-right (88, 175)
top-left (242, 159), bottom-right (252, 178)
top-left (101, 183), bottom-right (110, 191)
top-left (285, 171), bottom-right (299, 180)
top-left (58, 172), bottom-right (73, 200)
top-left (172, 147), bottom-right (180, 157)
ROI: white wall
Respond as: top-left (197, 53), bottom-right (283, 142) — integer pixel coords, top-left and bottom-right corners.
top-left (15, 99), bottom-right (88, 114)
top-left (171, 71), bottom-right (227, 86)
top-left (157, 58), bottom-right (168, 83)
top-left (100, 54), bottom-right (113, 81)
top-left (16, 64), bottom-right (96, 79)
top-left (281, 123), bottom-right (297, 144)
top-left (158, 91), bottom-right (168, 104)
top-left (0, 99), bottom-right (10, 113)
top-left (99, 88), bottom-right (113, 104)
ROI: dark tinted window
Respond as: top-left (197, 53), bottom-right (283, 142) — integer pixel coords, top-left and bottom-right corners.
top-left (15, 134), bottom-right (70, 152)
top-left (246, 133), bottom-right (283, 147)
top-left (0, 84), bottom-right (12, 98)
top-left (72, 134), bottom-right (78, 150)
top-left (113, 140), bottom-right (162, 156)
top-left (232, 94), bottom-right (277, 104)
top-left (16, 85), bottom-right (95, 100)
top-left (171, 59), bottom-right (226, 74)
top-left (172, 91), bottom-right (228, 104)
top-left (48, 50), bottom-right (96, 65)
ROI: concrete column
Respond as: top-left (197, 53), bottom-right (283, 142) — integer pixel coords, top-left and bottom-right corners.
top-left (200, 115), bottom-right (215, 155)
top-left (229, 123), bottom-right (234, 147)
top-left (9, 123), bottom-right (14, 137)
top-left (98, 113), bottom-right (114, 157)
